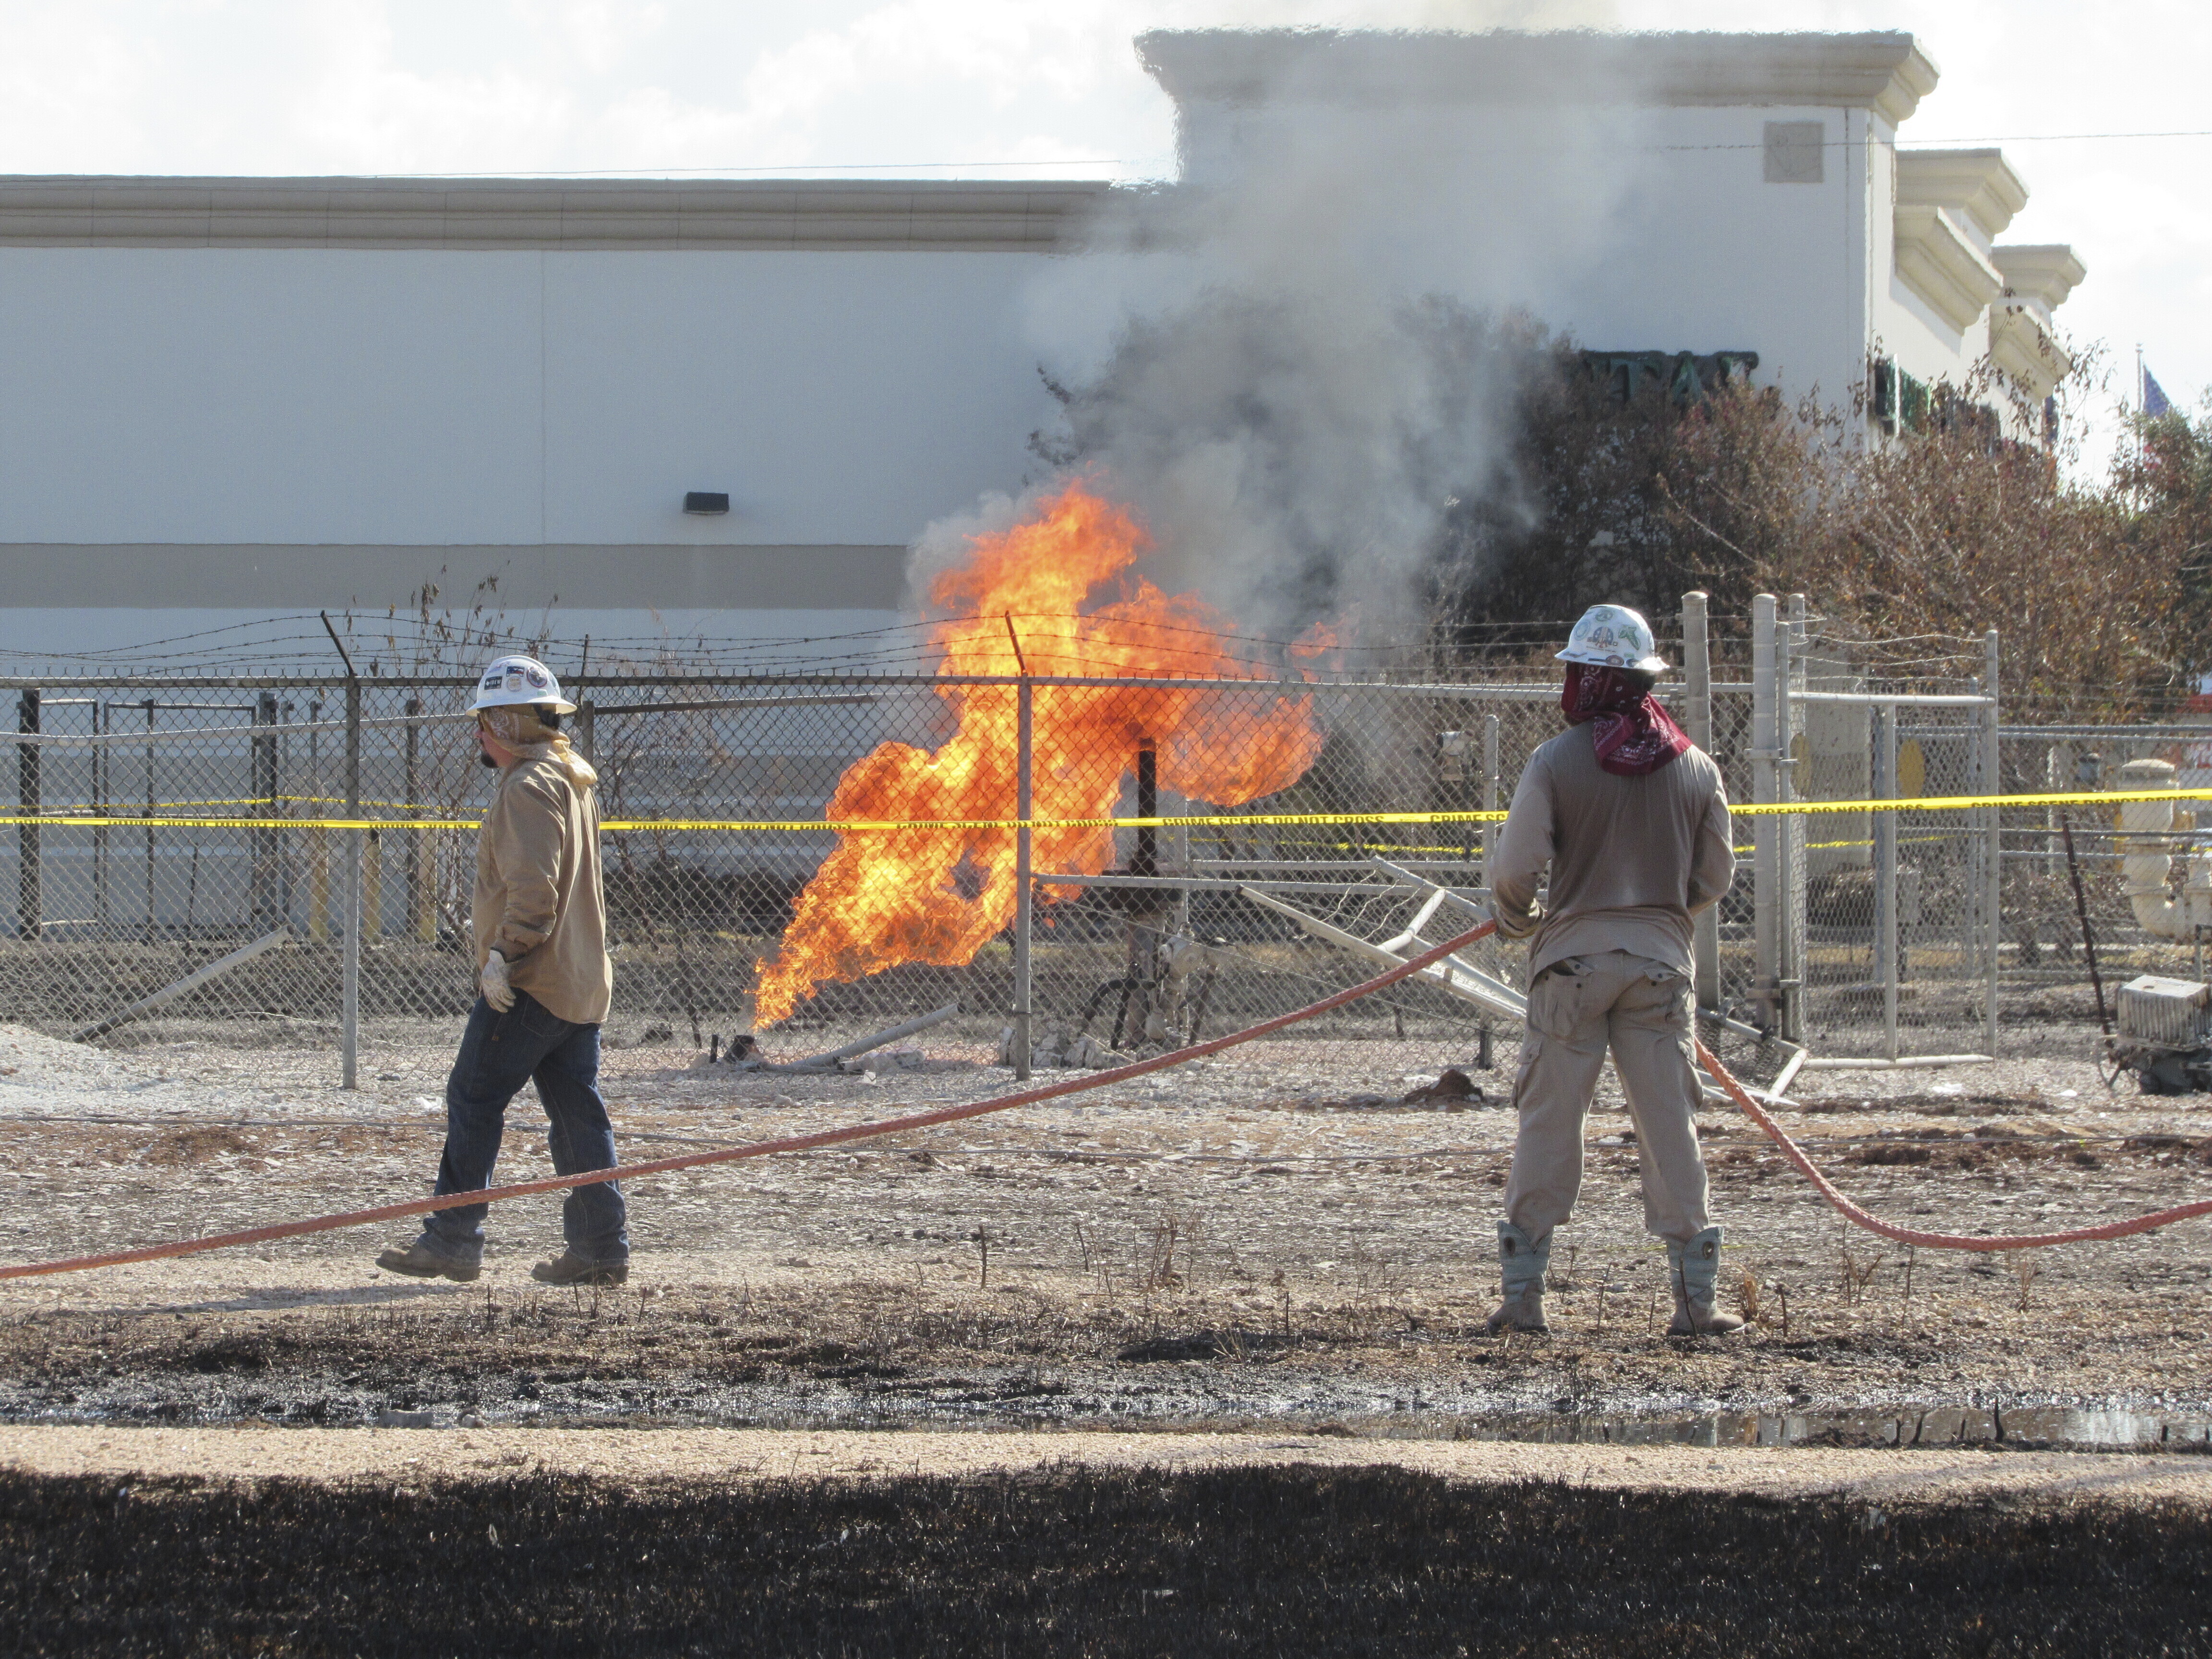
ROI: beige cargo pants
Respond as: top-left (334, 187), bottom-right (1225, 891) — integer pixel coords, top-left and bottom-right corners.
top-left (1505, 949), bottom-right (1711, 1246)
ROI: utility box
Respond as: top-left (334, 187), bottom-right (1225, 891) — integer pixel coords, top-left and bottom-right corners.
top-left (2116, 975), bottom-right (2212, 1051)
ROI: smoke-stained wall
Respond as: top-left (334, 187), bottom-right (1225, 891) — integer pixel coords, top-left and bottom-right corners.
top-left (915, 30), bottom-right (1939, 647)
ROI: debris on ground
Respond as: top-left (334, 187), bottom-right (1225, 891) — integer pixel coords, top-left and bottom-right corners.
top-left (997, 1021), bottom-right (1129, 1070)
top-left (1402, 1067), bottom-right (1484, 1107)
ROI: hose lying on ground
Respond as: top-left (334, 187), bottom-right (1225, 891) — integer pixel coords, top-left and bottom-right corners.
top-left (0, 921), bottom-right (1498, 1282)
top-left (1694, 1035), bottom-right (2212, 1251)
top-left (3, 917), bottom-right (2210, 1282)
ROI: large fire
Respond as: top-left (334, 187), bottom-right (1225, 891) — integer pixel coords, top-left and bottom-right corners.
top-left (752, 481), bottom-right (1330, 1026)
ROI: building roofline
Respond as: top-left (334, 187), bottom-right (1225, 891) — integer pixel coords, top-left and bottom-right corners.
top-left (1896, 149), bottom-right (2030, 242)
top-left (1139, 29), bottom-right (1941, 127)
top-left (0, 176), bottom-right (1117, 252)
top-left (1992, 244), bottom-right (2087, 311)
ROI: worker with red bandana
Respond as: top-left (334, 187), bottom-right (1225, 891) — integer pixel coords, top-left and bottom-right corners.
top-left (1486, 604), bottom-right (1740, 1337)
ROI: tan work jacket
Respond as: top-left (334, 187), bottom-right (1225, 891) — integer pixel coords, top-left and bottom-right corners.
top-left (472, 755), bottom-right (613, 1025)
top-left (1490, 725), bottom-right (1734, 980)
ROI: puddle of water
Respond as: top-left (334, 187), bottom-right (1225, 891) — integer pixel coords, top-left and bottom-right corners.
top-left (1449, 1406), bottom-right (2197, 1451)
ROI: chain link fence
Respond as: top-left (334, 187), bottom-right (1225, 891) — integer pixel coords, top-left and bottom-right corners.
top-left (0, 598), bottom-right (2185, 1086)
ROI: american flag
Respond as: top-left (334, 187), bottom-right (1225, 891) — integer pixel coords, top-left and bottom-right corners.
top-left (2143, 364), bottom-right (2173, 418)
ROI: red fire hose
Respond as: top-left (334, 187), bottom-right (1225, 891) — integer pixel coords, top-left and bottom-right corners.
top-left (0, 922), bottom-right (1500, 1282)
top-left (2, 919), bottom-right (2209, 1283)
top-left (1695, 1036), bottom-right (2212, 1250)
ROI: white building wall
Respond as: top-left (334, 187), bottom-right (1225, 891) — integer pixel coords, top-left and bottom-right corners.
top-left (1169, 95), bottom-right (1880, 409)
top-left (0, 246), bottom-right (1059, 557)
top-left (0, 32), bottom-right (2084, 662)
top-left (1553, 105), bottom-right (1871, 407)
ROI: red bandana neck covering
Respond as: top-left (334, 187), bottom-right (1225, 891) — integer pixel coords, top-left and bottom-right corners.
top-left (1560, 665), bottom-right (1693, 776)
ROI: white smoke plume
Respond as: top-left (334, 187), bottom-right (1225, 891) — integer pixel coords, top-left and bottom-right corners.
top-left (909, 22), bottom-right (1659, 648)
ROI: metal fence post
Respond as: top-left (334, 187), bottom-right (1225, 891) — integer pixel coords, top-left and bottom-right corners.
top-left (342, 676), bottom-right (361, 1090)
top-left (1984, 628), bottom-right (2002, 1058)
top-left (1682, 590), bottom-right (1719, 1010)
top-left (141, 698), bottom-right (155, 943)
top-left (1012, 676), bottom-right (1033, 1082)
top-left (307, 698), bottom-right (328, 941)
top-left (253, 690), bottom-right (278, 930)
top-left (405, 696), bottom-right (433, 942)
top-left (16, 689), bottom-right (38, 942)
top-left (1751, 595), bottom-right (1779, 1032)
top-left (1781, 594), bottom-right (1806, 1044)
top-left (93, 700), bottom-right (109, 934)
top-left (1480, 713), bottom-right (1500, 891)
top-left (1874, 701), bottom-right (1899, 1061)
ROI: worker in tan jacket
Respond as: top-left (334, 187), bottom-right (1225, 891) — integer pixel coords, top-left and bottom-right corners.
top-left (376, 653), bottom-right (627, 1287)
top-left (1487, 605), bottom-right (1740, 1337)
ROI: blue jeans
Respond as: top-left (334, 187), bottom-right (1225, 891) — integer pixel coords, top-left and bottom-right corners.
top-left (418, 991), bottom-right (628, 1268)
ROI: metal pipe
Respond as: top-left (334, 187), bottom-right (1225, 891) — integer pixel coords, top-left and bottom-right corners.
top-left (1799, 1054), bottom-right (1992, 1071)
top-left (1782, 595), bottom-right (1806, 1045)
top-left (1731, 690), bottom-right (1995, 707)
top-left (141, 699), bottom-right (154, 943)
top-left (1013, 676), bottom-right (1033, 1082)
top-left (404, 696), bottom-right (424, 943)
top-left (92, 700), bottom-right (108, 934)
top-left (342, 677), bottom-right (361, 1091)
top-left (2062, 817), bottom-right (2110, 1035)
top-left (1682, 590), bottom-right (1720, 1011)
top-left (1751, 595), bottom-right (1779, 1031)
top-left (0, 668), bottom-right (1893, 696)
top-left (1192, 858), bottom-right (1491, 874)
top-left (0, 707), bottom-right (478, 748)
top-left (1983, 629), bottom-right (2002, 1060)
top-left (1132, 739), bottom-right (1157, 878)
top-left (782, 1001), bottom-right (962, 1070)
top-left (72, 927), bottom-right (290, 1045)
top-left (1998, 724), bottom-right (2212, 740)
top-left (1874, 703), bottom-right (1899, 1062)
top-left (15, 689), bottom-right (37, 942)
top-left (1046, 872), bottom-right (1441, 895)
top-left (253, 691), bottom-right (277, 931)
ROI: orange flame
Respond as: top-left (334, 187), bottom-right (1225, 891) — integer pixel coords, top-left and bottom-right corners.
top-left (753, 481), bottom-right (1330, 1026)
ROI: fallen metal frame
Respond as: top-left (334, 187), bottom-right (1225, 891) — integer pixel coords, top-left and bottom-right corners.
top-left (72, 927), bottom-right (292, 1044)
top-left (1241, 857), bottom-right (1806, 1107)
top-left (739, 1001), bottom-right (962, 1075)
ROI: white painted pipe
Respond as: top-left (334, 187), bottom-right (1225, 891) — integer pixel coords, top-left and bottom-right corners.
top-left (1798, 1054), bottom-right (1993, 1071)
top-left (2115, 758), bottom-right (2212, 940)
top-left (72, 927), bottom-right (291, 1043)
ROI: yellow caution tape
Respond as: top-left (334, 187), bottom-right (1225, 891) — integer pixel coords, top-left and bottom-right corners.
top-left (0, 786), bottom-right (2198, 835)
top-left (35, 794), bottom-right (445, 816)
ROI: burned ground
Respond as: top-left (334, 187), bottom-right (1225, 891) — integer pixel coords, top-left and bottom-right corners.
top-left (3, 1035), bottom-right (2210, 1435)
top-left (4, 1029), bottom-right (2211, 1647)
top-left (5, 1465), bottom-right (2207, 1657)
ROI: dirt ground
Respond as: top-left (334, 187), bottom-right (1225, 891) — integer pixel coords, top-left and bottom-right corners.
top-left (6, 1422), bottom-right (2209, 1506)
top-left (6, 1019), bottom-right (2212, 1652)
top-left (1, 1020), bottom-right (2209, 1445)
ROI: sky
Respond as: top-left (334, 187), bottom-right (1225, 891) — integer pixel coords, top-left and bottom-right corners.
top-left (0, 0), bottom-right (2204, 457)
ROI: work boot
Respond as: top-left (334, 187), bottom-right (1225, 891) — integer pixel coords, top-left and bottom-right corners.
top-left (530, 1250), bottom-right (628, 1287)
top-left (374, 1241), bottom-right (480, 1283)
top-left (1666, 1227), bottom-right (1746, 1336)
top-left (1485, 1221), bottom-right (1550, 1334)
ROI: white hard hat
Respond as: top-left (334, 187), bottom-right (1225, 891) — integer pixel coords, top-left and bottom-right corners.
top-left (1556, 604), bottom-right (1668, 673)
top-left (470, 654), bottom-right (576, 714)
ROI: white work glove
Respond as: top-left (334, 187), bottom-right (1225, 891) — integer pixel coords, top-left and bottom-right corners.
top-left (1491, 897), bottom-right (1543, 942)
top-left (479, 950), bottom-right (516, 1012)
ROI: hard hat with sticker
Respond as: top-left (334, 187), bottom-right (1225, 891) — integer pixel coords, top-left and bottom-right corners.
top-left (1556, 604), bottom-right (1667, 672)
top-left (470, 654), bottom-right (577, 714)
